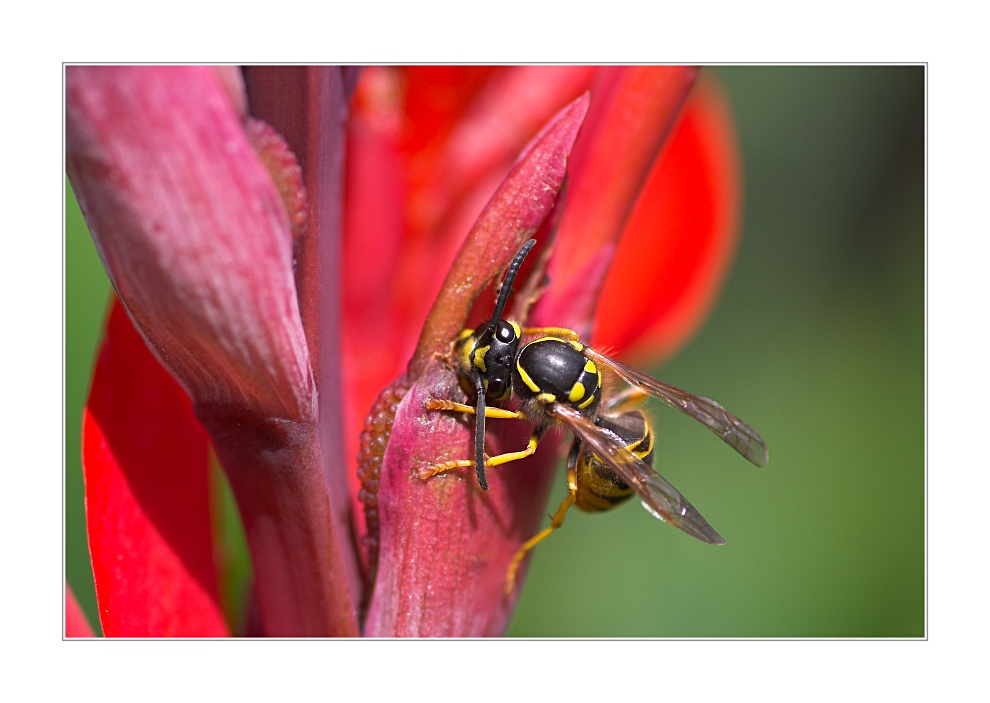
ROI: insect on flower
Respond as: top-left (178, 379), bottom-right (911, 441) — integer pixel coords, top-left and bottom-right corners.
top-left (422, 239), bottom-right (769, 593)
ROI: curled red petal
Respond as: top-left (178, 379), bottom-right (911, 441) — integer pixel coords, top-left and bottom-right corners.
top-left (363, 94), bottom-right (589, 636)
top-left (84, 300), bottom-right (228, 637)
top-left (433, 66), bottom-right (598, 228)
top-left (549, 66), bottom-right (700, 334)
top-left (595, 77), bottom-right (742, 362)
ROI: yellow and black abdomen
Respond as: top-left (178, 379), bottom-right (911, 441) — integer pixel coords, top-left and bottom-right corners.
top-left (513, 337), bottom-right (602, 415)
top-left (573, 410), bottom-right (655, 513)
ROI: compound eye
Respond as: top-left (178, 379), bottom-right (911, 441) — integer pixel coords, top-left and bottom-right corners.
top-left (486, 379), bottom-right (508, 400)
top-left (495, 320), bottom-right (517, 344)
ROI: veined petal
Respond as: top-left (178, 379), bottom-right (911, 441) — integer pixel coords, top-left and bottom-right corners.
top-left (364, 359), bottom-right (559, 636)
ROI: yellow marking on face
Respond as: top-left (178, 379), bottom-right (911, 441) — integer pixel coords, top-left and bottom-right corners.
top-left (568, 381), bottom-right (585, 403)
top-left (509, 321), bottom-right (521, 337)
top-left (458, 335), bottom-right (477, 375)
top-left (537, 392), bottom-right (557, 405)
top-left (473, 345), bottom-right (489, 372)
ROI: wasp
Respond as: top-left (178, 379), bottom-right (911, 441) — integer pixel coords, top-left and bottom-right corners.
top-left (422, 239), bottom-right (768, 593)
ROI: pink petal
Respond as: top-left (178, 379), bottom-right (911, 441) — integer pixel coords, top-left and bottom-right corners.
top-left (243, 65), bottom-right (362, 624)
top-left (67, 66), bottom-right (357, 636)
top-left (365, 359), bottom-right (560, 635)
top-left (66, 66), bottom-right (313, 420)
top-left (363, 95), bottom-right (589, 636)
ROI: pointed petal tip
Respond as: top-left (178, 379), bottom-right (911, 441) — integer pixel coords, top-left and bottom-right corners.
top-left (571, 90), bottom-right (591, 115)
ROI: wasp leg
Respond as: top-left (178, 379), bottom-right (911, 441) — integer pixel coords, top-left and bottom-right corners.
top-left (425, 398), bottom-right (523, 419)
top-left (521, 326), bottom-right (580, 341)
top-left (418, 407), bottom-right (543, 480)
top-left (600, 386), bottom-right (650, 415)
top-left (504, 462), bottom-right (580, 595)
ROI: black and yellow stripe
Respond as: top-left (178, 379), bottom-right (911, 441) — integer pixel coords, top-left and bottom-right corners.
top-left (573, 410), bottom-right (654, 513)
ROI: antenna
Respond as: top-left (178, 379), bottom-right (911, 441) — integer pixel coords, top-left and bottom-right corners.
top-left (473, 238), bottom-right (537, 490)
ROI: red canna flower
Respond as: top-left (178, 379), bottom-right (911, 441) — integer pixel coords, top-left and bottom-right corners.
top-left (66, 65), bottom-right (741, 637)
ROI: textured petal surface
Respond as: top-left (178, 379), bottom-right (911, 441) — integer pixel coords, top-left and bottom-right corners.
top-left (243, 65), bottom-right (362, 626)
top-left (66, 66), bottom-right (313, 420)
top-left (364, 96), bottom-right (588, 636)
top-left (68, 66), bottom-right (357, 636)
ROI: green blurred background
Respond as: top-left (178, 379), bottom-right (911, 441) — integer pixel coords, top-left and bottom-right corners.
top-left (65, 66), bottom-right (924, 637)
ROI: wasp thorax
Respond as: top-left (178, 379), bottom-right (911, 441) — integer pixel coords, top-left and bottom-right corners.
top-left (514, 337), bottom-right (603, 415)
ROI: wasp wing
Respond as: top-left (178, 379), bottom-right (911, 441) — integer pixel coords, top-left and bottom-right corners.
top-left (547, 403), bottom-right (725, 545)
top-left (584, 348), bottom-right (769, 468)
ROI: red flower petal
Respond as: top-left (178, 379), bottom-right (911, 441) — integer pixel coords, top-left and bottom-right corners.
top-left (594, 77), bottom-right (742, 362)
top-left (399, 66), bottom-right (501, 158)
top-left (430, 66), bottom-right (598, 232)
top-left (549, 66), bottom-right (700, 334)
top-left (343, 67), bottom-right (412, 532)
top-left (84, 300), bottom-right (228, 637)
